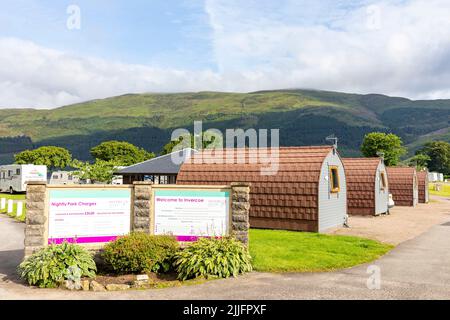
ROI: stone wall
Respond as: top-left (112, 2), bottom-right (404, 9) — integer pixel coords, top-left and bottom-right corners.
top-left (132, 182), bottom-right (152, 233)
top-left (231, 183), bottom-right (251, 245)
top-left (23, 182), bottom-right (251, 258)
top-left (24, 181), bottom-right (47, 257)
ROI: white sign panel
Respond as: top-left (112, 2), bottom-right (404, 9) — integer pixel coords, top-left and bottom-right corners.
top-left (23, 165), bottom-right (47, 182)
top-left (48, 189), bottom-right (131, 244)
top-left (154, 189), bottom-right (230, 241)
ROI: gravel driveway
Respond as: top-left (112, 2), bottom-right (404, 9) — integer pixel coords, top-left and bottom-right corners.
top-left (328, 196), bottom-right (450, 245)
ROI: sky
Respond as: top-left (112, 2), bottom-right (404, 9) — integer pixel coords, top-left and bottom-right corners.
top-left (1, 0), bottom-right (450, 109)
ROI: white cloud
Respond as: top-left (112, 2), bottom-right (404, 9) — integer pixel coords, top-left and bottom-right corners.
top-left (1, 0), bottom-right (450, 108)
top-left (205, 0), bottom-right (450, 99)
top-left (0, 37), bottom-right (226, 108)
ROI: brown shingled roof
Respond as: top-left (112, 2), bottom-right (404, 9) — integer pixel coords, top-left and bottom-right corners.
top-left (177, 146), bottom-right (335, 232)
top-left (342, 158), bottom-right (384, 215)
top-left (417, 170), bottom-right (429, 203)
top-left (386, 167), bottom-right (417, 206)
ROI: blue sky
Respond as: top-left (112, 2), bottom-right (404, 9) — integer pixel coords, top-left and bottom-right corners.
top-left (0, 0), bottom-right (214, 69)
top-left (1, 0), bottom-right (450, 108)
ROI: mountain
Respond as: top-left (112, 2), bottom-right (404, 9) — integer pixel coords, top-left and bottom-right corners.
top-left (0, 89), bottom-right (449, 164)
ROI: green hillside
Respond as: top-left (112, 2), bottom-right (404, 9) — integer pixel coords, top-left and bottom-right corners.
top-left (0, 89), bottom-right (449, 163)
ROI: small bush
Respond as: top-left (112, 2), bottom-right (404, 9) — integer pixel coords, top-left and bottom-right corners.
top-left (173, 237), bottom-right (252, 281)
top-left (18, 242), bottom-right (96, 288)
top-left (102, 233), bottom-right (179, 274)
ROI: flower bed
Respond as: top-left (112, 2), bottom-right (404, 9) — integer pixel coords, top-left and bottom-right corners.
top-left (78, 273), bottom-right (208, 291)
top-left (18, 234), bottom-right (252, 291)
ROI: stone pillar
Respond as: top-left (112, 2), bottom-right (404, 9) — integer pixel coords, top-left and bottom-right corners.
top-left (24, 181), bottom-right (47, 257)
top-left (231, 182), bottom-right (251, 245)
top-left (133, 182), bottom-right (153, 233)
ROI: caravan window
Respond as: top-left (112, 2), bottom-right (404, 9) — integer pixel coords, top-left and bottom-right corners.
top-left (329, 166), bottom-right (340, 193)
top-left (16, 169), bottom-right (20, 175)
top-left (8, 170), bottom-right (12, 177)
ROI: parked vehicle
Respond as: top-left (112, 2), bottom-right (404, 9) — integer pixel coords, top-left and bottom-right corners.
top-left (0, 164), bottom-right (47, 193)
top-left (49, 171), bottom-right (80, 185)
top-left (112, 175), bottom-right (123, 185)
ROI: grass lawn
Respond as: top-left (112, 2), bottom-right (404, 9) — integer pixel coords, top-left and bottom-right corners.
top-left (0, 193), bottom-right (26, 222)
top-left (0, 193), bottom-right (26, 200)
top-left (249, 229), bottom-right (393, 273)
top-left (429, 183), bottom-right (450, 197)
top-left (0, 204), bottom-right (26, 222)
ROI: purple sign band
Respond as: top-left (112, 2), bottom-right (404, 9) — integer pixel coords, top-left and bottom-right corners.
top-left (48, 235), bottom-right (223, 244)
top-left (48, 236), bottom-right (118, 245)
top-left (176, 235), bottom-right (222, 242)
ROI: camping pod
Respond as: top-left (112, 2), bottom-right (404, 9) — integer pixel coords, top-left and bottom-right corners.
top-left (177, 146), bottom-right (347, 233)
top-left (417, 170), bottom-right (429, 203)
top-left (343, 158), bottom-right (389, 216)
top-left (386, 167), bottom-right (418, 207)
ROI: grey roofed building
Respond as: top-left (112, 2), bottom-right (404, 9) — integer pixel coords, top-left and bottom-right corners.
top-left (117, 148), bottom-right (197, 185)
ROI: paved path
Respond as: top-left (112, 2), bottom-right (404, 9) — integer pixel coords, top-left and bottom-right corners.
top-left (0, 198), bottom-right (449, 300)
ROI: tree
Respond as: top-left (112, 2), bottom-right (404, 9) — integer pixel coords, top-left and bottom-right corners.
top-left (161, 138), bottom-right (184, 155)
top-left (90, 141), bottom-right (155, 166)
top-left (161, 132), bottom-right (217, 155)
top-left (408, 154), bottom-right (431, 170)
top-left (361, 132), bottom-right (406, 166)
top-left (416, 141), bottom-right (450, 175)
top-left (15, 146), bottom-right (72, 169)
top-left (72, 159), bottom-right (119, 184)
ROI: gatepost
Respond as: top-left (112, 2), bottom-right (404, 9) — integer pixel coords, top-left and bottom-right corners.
top-left (230, 182), bottom-right (251, 245)
top-left (24, 181), bottom-right (47, 257)
top-left (132, 181), bottom-right (152, 233)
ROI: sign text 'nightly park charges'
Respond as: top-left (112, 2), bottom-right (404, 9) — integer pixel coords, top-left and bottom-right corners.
top-left (154, 189), bottom-right (230, 242)
top-left (48, 189), bottom-right (131, 244)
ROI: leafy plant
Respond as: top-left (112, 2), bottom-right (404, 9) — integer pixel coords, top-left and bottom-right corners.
top-left (17, 242), bottom-right (96, 288)
top-left (408, 153), bottom-right (431, 170)
top-left (173, 237), bottom-right (252, 281)
top-left (90, 140), bottom-right (155, 166)
top-left (416, 141), bottom-right (450, 175)
top-left (102, 233), bottom-right (179, 274)
top-left (71, 159), bottom-right (119, 184)
top-left (361, 132), bottom-right (406, 166)
top-left (161, 131), bottom-right (218, 155)
top-left (14, 146), bottom-right (72, 169)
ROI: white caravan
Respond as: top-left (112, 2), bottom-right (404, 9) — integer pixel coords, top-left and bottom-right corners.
top-left (49, 171), bottom-right (80, 185)
top-left (0, 164), bottom-right (47, 193)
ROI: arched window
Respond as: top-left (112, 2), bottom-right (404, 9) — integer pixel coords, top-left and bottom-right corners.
top-left (329, 166), bottom-right (340, 193)
top-left (380, 172), bottom-right (387, 190)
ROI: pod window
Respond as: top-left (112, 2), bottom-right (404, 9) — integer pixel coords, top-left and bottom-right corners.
top-left (329, 166), bottom-right (340, 193)
top-left (380, 172), bottom-right (387, 190)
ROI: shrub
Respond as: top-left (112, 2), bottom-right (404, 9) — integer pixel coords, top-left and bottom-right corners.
top-left (102, 233), bottom-right (179, 274)
top-left (17, 242), bottom-right (96, 288)
top-left (173, 237), bottom-right (252, 281)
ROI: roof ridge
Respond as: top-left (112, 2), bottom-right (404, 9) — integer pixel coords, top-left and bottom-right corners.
top-left (343, 157), bottom-right (380, 160)
top-left (120, 148), bottom-right (197, 171)
top-left (278, 145), bottom-right (333, 149)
